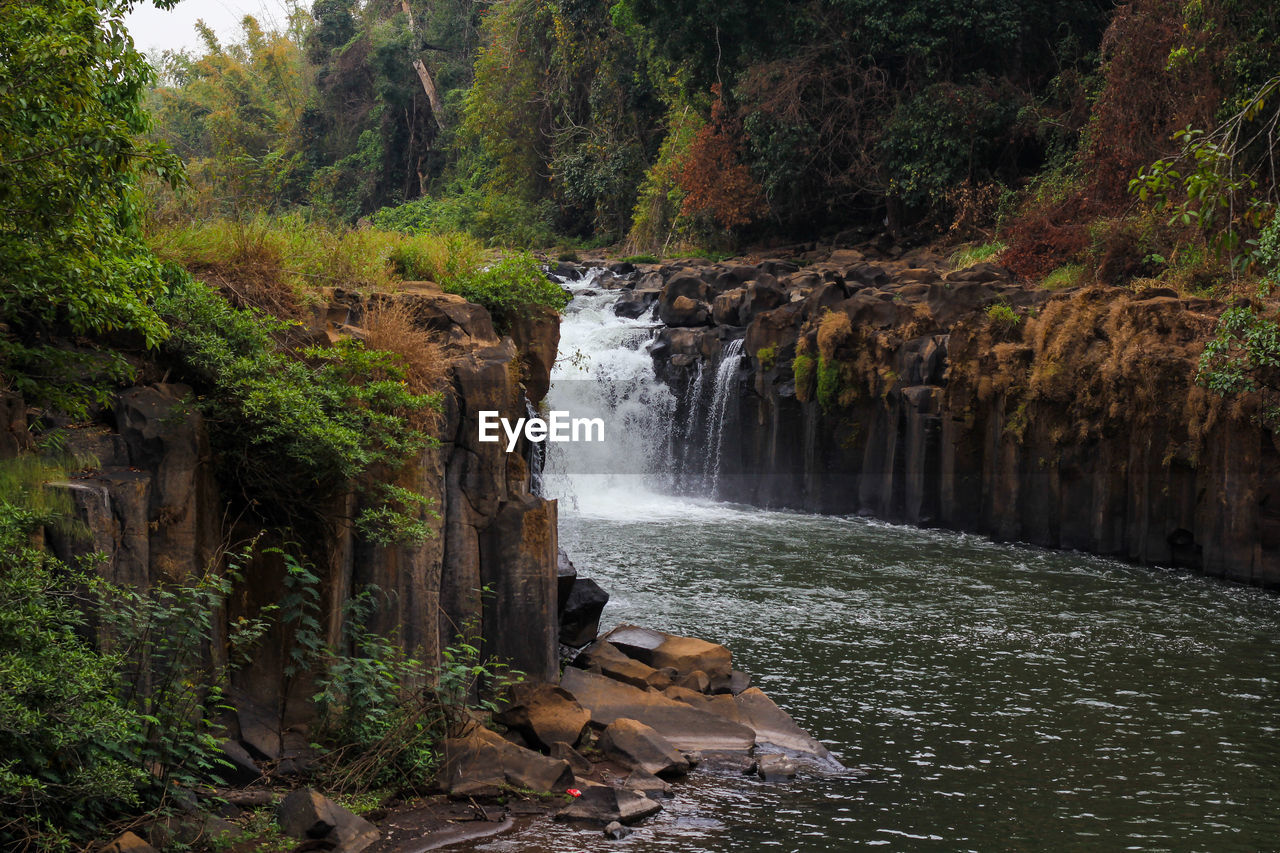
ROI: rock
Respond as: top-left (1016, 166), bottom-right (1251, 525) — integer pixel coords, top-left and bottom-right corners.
top-left (728, 670), bottom-right (752, 695)
top-left (556, 548), bottom-right (577, 612)
top-left (328, 811), bottom-right (380, 853)
top-left (739, 281), bottom-right (787, 325)
top-left (148, 813), bottom-right (241, 849)
top-left (663, 685), bottom-right (744, 724)
top-left (602, 625), bottom-right (733, 687)
top-left (277, 789), bottom-right (344, 838)
top-left (712, 288), bottom-right (746, 325)
top-left (560, 668), bottom-right (755, 752)
top-left (660, 294), bottom-right (712, 327)
top-left (550, 741), bottom-right (594, 776)
top-left (603, 820), bottom-right (633, 839)
top-left (598, 718), bottom-right (690, 778)
top-left (560, 578), bottom-right (609, 648)
top-left (437, 726), bottom-right (574, 796)
top-left (734, 688), bottom-right (832, 761)
top-left (676, 669), bottom-right (710, 693)
top-left (496, 682), bottom-right (591, 750)
top-left (213, 739), bottom-right (262, 787)
top-left (682, 751), bottom-right (702, 769)
top-left (623, 769), bottom-right (673, 799)
top-left (101, 831), bottom-right (157, 853)
top-left (756, 754), bottom-right (798, 782)
top-left (556, 784), bottom-right (662, 827)
top-left (614, 288), bottom-right (661, 319)
top-left (576, 640), bottom-right (672, 690)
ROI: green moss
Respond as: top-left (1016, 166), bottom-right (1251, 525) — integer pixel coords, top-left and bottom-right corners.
top-left (1041, 264), bottom-right (1085, 291)
top-left (619, 253), bottom-right (659, 264)
top-left (793, 353), bottom-right (816, 403)
top-left (816, 356), bottom-right (842, 412)
top-left (985, 302), bottom-right (1021, 331)
top-left (756, 345), bottom-right (777, 371)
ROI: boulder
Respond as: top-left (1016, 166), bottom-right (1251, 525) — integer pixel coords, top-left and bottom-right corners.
top-left (213, 739), bottom-right (262, 787)
top-left (660, 294), bottom-right (712, 327)
top-left (576, 640), bottom-right (674, 690)
top-left (555, 784), bottom-right (662, 827)
top-left (614, 289), bottom-right (661, 319)
top-left (597, 718), bottom-right (690, 778)
top-left (560, 578), bottom-right (609, 648)
top-left (756, 754), bottom-right (798, 782)
top-left (602, 625), bottom-right (733, 686)
top-left (437, 726), bottom-right (574, 797)
top-left (550, 741), bottom-right (594, 776)
top-left (712, 288), bottom-right (746, 325)
top-left (663, 685), bottom-right (744, 724)
top-left (101, 832), bottom-right (157, 853)
top-left (560, 668), bottom-right (755, 752)
top-left (728, 670), bottom-right (752, 695)
top-left (734, 688), bottom-right (832, 761)
top-left (623, 769), bottom-right (673, 799)
top-left (739, 281), bottom-right (787, 324)
top-left (277, 789), bottom-right (343, 838)
top-left (676, 669), bottom-right (710, 693)
top-left (603, 820), bottom-right (633, 839)
top-left (496, 682), bottom-right (591, 750)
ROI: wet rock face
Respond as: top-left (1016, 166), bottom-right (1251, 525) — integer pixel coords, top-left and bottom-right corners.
top-left (645, 246), bottom-right (1280, 587)
top-left (33, 283), bottom-right (564, 743)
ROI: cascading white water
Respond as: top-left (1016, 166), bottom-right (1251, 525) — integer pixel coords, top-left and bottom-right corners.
top-left (705, 337), bottom-right (743, 494)
top-left (541, 271), bottom-right (679, 516)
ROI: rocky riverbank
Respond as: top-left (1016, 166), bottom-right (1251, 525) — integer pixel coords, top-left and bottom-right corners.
top-left (559, 244), bottom-right (1280, 587)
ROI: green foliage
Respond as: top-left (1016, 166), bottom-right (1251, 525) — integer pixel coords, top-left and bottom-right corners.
top-left (154, 268), bottom-right (440, 523)
top-left (756, 345), bottom-right (777, 371)
top-left (371, 186), bottom-right (558, 248)
top-left (816, 356), bottom-right (842, 413)
top-left (950, 242), bottom-right (1006, 269)
top-left (443, 252), bottom-right (571, 331)
top-left (0, 472), bottom-right (142, 849)
top-left (1041, 264), bottom-right (1086, 290)
top-left (1198, 304), bottom-right (1280, 397)
top-left (0, 0), bottom-right (183, 417)
top-left (985, 301), bottom-right (1022, 331)
top-left (620, 254), bottom-right (660, 264)
top-left (312, 587), bottom-right (523, 794)
top-left (1256, 210), bottom-right (1280, 290)
top-left (793, 352), bottom-right (816, 403)
top-left (356, 484), bottom-right (440, 548)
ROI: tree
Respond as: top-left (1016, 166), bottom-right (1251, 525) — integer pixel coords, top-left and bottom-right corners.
top-left (0, 0), bottom-right (183, 417)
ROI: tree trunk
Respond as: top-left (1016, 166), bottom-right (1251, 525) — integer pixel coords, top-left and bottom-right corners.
top-left (401, 0), bottom-right (446, 132)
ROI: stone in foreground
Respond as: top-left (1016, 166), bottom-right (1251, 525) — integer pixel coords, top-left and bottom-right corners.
top-left (437, 726), bottom-right (574, 797)
top-left (276, 789), bottom-right (379, 853)
top-left (603, 820), bottom-right (634, 839)
top-left (624, 769), bottom-right (673, 799)
top-left (550, 740), bottom-right (594, 776)
top-left (597, 718), bottom-right (690, 778)
top-left (496, 682), bottom-right (591, 750)
top-left (101, 832), bottom-right (157, 853)
top-left (556, 784), bottom-right (662, 827)
top-left (560, 577), bottom-right (610, 647)
top-left (561, 668), bottom-right (756, 752)
top-left (756, 754), bottom-right (798, 782)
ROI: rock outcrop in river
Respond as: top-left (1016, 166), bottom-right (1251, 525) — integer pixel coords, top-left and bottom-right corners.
top-left (621, 247), bottom-right (1280, 587)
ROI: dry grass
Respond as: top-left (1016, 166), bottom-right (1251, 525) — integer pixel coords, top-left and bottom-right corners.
top-left (363, 300), bottom-right (450, 430)
top-left (816, 309), bottom-right (853, 361)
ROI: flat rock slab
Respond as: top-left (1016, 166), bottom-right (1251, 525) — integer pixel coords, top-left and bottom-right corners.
top-left (597, 718), bottom-right (690, 778)
top-left (576, 640), bottom-right (674, 691)
top-left (555, 785), bottom-right (662, 827)
top-left (561, 668), bottom-right (755, 752)
top-left (734, 688), bottom-right (837, 764)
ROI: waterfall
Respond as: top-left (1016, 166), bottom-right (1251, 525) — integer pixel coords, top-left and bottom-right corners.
top-left (541, 270), bottom-right (678, 516)
top-left (541, 267), bottom-right (745, 515)
top-left (706, 337), bottom-right (743, 494)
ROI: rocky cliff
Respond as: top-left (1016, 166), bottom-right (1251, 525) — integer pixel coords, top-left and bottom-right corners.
top-left (2, 282), bottom-right (562, 760)
top-left (627, 247), bottom-right (1280, 587)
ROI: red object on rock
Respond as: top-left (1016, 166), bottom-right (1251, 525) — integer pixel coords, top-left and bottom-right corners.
top-left (566, 788), bottom-right (582, 798)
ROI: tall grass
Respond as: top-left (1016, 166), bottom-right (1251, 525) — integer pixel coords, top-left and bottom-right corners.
top-left (147, 215), bottom-right (488, 316)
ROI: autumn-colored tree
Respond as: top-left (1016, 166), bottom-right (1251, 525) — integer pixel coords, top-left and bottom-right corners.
top-left (678, 86), bottom-right (765, 229)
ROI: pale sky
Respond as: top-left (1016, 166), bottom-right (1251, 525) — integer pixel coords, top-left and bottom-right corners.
top-left (125, 0), bottom-right (300, 57)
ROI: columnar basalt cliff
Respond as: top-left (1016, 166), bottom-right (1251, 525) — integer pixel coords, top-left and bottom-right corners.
top-left (1, 283), bottom-right (562, 758)
top-left (630, 247), bottom-right (1280, 587)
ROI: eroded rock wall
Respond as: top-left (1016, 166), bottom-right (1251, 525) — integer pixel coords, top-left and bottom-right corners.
top-left (11, 282), bottom-right (561, 748)
top-left (637, 247), bottom-right (1280, 587)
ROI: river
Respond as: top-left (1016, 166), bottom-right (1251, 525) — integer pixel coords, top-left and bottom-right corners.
top-left (479, 272), bottom-right (1280, 852)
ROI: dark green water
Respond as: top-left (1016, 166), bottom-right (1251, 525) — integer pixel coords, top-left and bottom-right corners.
top-left (477, 498), bottom-right (1280, 853)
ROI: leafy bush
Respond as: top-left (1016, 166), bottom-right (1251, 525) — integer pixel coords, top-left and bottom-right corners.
top-left (793, 352), bottom-right (817, 403)
top-left (155, 268), bottom-right (441, 524)
top-left (756, 345), bottom-right (777, 371)
top-left (949, 242), bottom-right (1006, 269)
top-left (371, 187), bottom-right (558, 249)
top-left (443, 252), bottom-right (571, 332)
top-left (986, 302), bottom-right (1022, 332)
top-left (1041, 264), bottom-right (1086, 290)
top-left (816, 357), bottom-right (843, 413)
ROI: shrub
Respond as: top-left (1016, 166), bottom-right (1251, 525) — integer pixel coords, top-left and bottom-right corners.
top-left (619, 254), bottom-right (660, 265)
top-left (756, 345), bottom-right (777, 371)
top-left (1041, 264), bottom-right (1087, 290)
top-left (816, 310), bottom-right (853, 361)
top-left (443, 252), bottom-right (571, 332)
top-left (986, 302), bottom-right (1022, 332)
top-left (816, 357), bottom-right (843, 412)
top-left (793, 352), bottom-right (817, 403)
